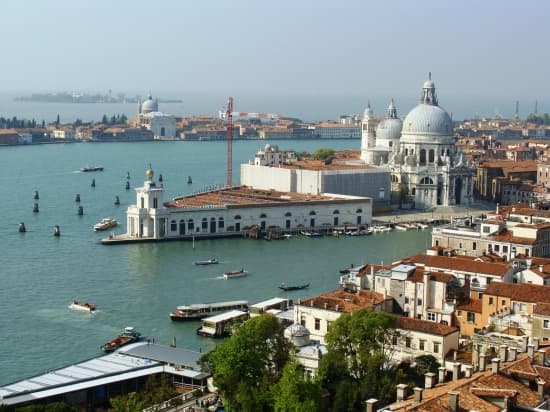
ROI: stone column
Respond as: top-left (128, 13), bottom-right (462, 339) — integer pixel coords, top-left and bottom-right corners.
top-left (396, 384), bottom-right (408, 401)
top-left (464, 365), bottom-right (473, 378)
top-left (491, 358), bottom-right (500, 374)
top-left (452, 363), bottom-right (460, 381)
top-left (448, 391), bottom-right (459, 412)
top-left (438, 366), bottom-right (446, 383)
top-left (425, 372), bottom-right (436, 389)
top-left (414, 387), bottom-right (423, 403)
top-left (508, 346), bottom-right (517, 362)
top-left (479, 353), bottom-right (487, 371)
top-left (365, 398), bottom-right (378, 412)
top-left (499, 345), bottom-right (508, 362)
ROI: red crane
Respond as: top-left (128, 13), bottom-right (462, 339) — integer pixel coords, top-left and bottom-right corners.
top-left (226, 96), bottom-right (234, 187)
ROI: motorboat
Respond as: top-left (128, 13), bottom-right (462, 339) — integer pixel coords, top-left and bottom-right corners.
top-left (194, 258), bottom-right (219, 266)
top-left (93, 217), bottom-right (118, 231)
top-left (223, 269), bottom-right (248, 279)
top-left (80, 166), bottom-right (104, 172)
top-left (101, 327), bottom-right (142, 352)
top-left (278, 282), bottom-right (309, 291)
top-left (69, 300), bottom-right (96, 312)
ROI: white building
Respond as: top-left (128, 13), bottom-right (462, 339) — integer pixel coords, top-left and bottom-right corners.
top-left (134, 94), bottom-right (177, 140)
top-left (361, 75), bottom-right (475, 209)
top-left (118, 166), bottom-right (372, 242)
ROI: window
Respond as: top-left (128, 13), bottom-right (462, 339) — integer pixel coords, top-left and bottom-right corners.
top-left (259, 213), bottom-right (267, 218)
top-left (153, 198), bottom-right (158, 208)
top-left (309, 211), bottom-right (316, 216)
top-left (201, 218), bottom-right (208, 229)
top-left (404, 297), bottom-right (409, 304)
top-left (392, 335), bottom-right (398, 345)
top-left (218, 217), bottom-right (224, 229)
top-left (544, 319), bottom-right (550, 329)
top-left (300, 315), bottom-right (306, 327)
top-left (419, 340), bottom-right (425, 351)
top-left (473, 242), bottom-right (477, 251)
top-left (520, 303), bottom-right (527, 312)
top-left (467, 312), bottom-right (475, 323)
top-left (314, 318), bottom-right (321, 330)
top-left (379, 188), bottom-right (385, 199)
top-left (433, 342), bottom-right (440, 353)
top-left (427, 312), bottom-right (436, 321)
top-left (489, 297), bottom-right (494, 305)
top-left (188, 219), bottom-right (194, 230)
top-left (417, 298), bottom-right (422, 306)
top-left (503, 246), bottom-right (508, 253)
top-left (494, 245), bottom-right (500, 252)
top-left (140, 197), bottom-right (144, 208)
top-left (501, 300), bottom-right (506, 306)
top-left (405, 337), bottom-right (411, 348)
top-left (170, 220), bottom-right (177, 231)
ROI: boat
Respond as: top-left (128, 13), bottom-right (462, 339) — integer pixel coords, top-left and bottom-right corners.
top-left (69, 300), bottom-right (96, 312)
top-left (300, 231), bottom-right (322, 237)
top-left (417, 222), bottom-right (430, 229)
top-left (93, 217), bottom-right (118, 231)
top-left (278, 282), bottom-right (309, 291)
top-left (196, 310), bottom-right (249, 338)
top-left (101, 327), bottom-right (142, 352)
top-left (223, 269), bottom-right (248, 279)
top-left (169, 300), bottom-right (249, 321)
top-left (80, 166), bottom-right (104, 172)
top-left (194, 258), bottom-right (219, 266)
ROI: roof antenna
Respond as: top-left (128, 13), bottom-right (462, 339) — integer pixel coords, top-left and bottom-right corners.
top-left (428, 71), bottom-right (431, 81)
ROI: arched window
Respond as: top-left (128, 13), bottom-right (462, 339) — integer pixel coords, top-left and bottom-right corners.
top-left (285, 212), bottom-right (292, 217)
top-left (412, 188), bottom-right (416, 196)
top-left (218, 217), bottom-right (224, 229)
top-left (333, 210), bottom-right (340, 214)
top-left (391, 175), bottom-right (399, 183)
top-left (188, 219), bottom-right (194, 230)
top-left (170, 220), bottom-right (177, 231)
top-left (420, 177), bottom-right (434, 185)
top-left (309, 211), bottom-right (316, 216)
top-left (259, 213), bottom-right (267, 218)
top-left (202, 218), bottom-right (208, 229)
top-left (419, 149), bottom-right (426, 165)
top-left (428, 149), bottom-right (435, 163)
top-left (356, 208), bottom-right (362, 213)
top-left (234, 215), bottom-right (241, 220)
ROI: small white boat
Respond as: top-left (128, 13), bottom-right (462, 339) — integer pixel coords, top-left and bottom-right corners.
top-left (223, 269), bottom-right (248, 279)
top-left (417, 222), bottom-right (429, 229)
top-left (93, 217), bottom-right (118, 231)
top-left (194, 258), bottom-right (219, 266)
top-left (69, 300), bottom-right (96, 312)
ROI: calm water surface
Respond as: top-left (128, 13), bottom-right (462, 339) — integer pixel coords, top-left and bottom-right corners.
top-left (0, 140), bottom-right (430, 384)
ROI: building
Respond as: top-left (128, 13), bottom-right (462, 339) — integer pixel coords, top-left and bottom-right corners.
top-left (312, 122), bottom-right (361, 139)
top-left (52, 127), bottom-right (76, 140)
top-left (111, 166), bottom-right (373, 243)
top-left (133, 95), bottom-right (176, 140)
top-left (361, 75), bottom-right (475, 209)
top-left (241, 145), bottom-right (391, 209)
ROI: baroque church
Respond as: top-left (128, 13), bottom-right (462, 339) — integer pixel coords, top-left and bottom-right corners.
top-left (360, 75), bottom-right (474, 210)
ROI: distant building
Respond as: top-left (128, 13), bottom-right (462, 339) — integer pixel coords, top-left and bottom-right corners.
top-left (132, 94), bottom-right (176, 140)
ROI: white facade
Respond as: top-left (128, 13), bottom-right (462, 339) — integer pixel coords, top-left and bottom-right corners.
top-left (144, 112), bottom-right (176, 140)
top-left (125, 168), bottom-right (372, 241)
top-left (313, 124), bottom-right (360, 139)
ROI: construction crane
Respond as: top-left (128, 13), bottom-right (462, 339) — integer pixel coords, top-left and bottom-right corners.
top-left (226, 97), bottom-right (234, 187)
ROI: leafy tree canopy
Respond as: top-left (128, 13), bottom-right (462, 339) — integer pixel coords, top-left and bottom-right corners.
top-left (311, 148), bottom-right (335, 160)
top-left (201, 315), bottom-right (291, 412)
top-left (272, 358), bottom-right (322, 412)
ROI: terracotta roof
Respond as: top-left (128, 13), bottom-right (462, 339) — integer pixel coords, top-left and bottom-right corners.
top-left (533, 302), bottom-right (550, 316)
top-left (406, 267), bottom-right (456, 284)
top-left (455, 299), bottom-right (482, 313)
top-left (403, 254), bottom-right (509, 277)
top-left (484, 282), bottom-right (550, 304)
top-left (298, 289), bottom-right (390, 313)
top-left (395, 317), bottom-right (458, 337)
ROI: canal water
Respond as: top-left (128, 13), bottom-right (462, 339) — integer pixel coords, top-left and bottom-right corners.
top-left (0, 140), bottom-right (431, 384)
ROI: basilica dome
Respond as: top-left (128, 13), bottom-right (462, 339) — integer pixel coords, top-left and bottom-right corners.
top-left (376, 100), bottom-right (402, 141)
top-left (141, 95), bottom-right (158, 114)
top-left (400, 75), bottom-right (454, 144)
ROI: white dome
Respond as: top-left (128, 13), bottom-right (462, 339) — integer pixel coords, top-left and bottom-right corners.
top-left (141, 95), bottom-right (158, 114)
top-left (363, 104), bottom-right (374, 119)
top-left (401, 104), bottom-right (453, 142)
top-left (376, 117), bottom-right (402, 140)
top-left (284, 324), bottom-right (310, 347)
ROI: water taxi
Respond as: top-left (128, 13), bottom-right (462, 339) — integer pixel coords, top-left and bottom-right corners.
top-left (194, 258), bottom-right (219, 266)
top-left (196, 310), bottom-right (249, 338)
top-left (223, 269), bottom-right (248, 279)
top-left (169, 300), bottom-right (249, 321)
top-left (94, 217), bottom-right (118, 231)
top-left (80, 166), bottom-right (104, 172)
top-left (278, 282), bottom-right (309, 291)
top-left (101, 327), bottom-right (142, 352)
top-left (69, 300), bottom-right (96, 312)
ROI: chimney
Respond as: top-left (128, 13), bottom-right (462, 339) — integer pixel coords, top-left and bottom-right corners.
top-left (452, 363), bottom-right (461, 381)
top-left (538, 379), bottom-right (546, 401)
top-left (491, 358), bottom-right (500, 374)
top-left (528, 344), bottom-right (535, 359)
top-left (508, 346), bottom-right (517, 362)
top-left (438, 366), bottom-right (446, 383)
top-left (396, 383), bottom-right (408, 401)
top-left (499, 345), bottom-right (508, 362)
top-left (464, 365), bottom-right (473, 378)
top-left (540, 264), bottom-right (545, 272)
top-left (414, 387), bottom-right (423, 403)
top-left (448, 391), bottom-right (459, 412)
top-left (536, 349), bottom-right (546, 366)
top-left (365, 398), bottom-right (378, 412)
top-left (479, 353), bottom-right (487, 371)
top-left (424, 372), bottom-right (436, 389)
top-left (533, 337), bottom-right (540, 351)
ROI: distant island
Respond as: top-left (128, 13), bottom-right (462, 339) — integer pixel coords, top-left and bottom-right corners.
top-left (15, 92), bottom-right (182, 104)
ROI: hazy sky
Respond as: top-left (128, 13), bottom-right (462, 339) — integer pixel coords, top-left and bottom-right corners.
top-left (3, 0), bottom-right (550, 102)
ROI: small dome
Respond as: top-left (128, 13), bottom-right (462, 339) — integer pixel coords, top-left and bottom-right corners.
top-left (376, 117), bottom-right (402, 141)
top-left (363, 103), bottom-right (374, 119)
top-left (423, 79), bottom-right (435, 89)
top-left (145, 166), bottom-right (154, 179)
top-left (284, 324), bottom-right (310, 347)
top-left (141, 95), bottom-right (158, 114)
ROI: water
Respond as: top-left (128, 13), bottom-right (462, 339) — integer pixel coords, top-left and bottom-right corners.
top-left (0, 140), bottom-right (431, 385)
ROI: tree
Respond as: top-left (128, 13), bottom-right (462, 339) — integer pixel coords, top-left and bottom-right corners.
top-left (109, 392), bottom-right (146, 412)
top-left (55, 114), bottom-right (60, 126)
top-left (201, 315), bottom-right (291, 412)
top-left (17, 402), bottom-right (78, 412)
top-left (311, 148), bottom-right (335, 160)
top-left (102, 114), bottom-right (108, 124)
top-left (318, 309), bottom-right (402, 410)
top-left (272, 358), bottom-right (322, 412)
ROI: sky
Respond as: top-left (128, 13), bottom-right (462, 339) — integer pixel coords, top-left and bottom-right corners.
top-left (2, 0), bottom-right (550, 117)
